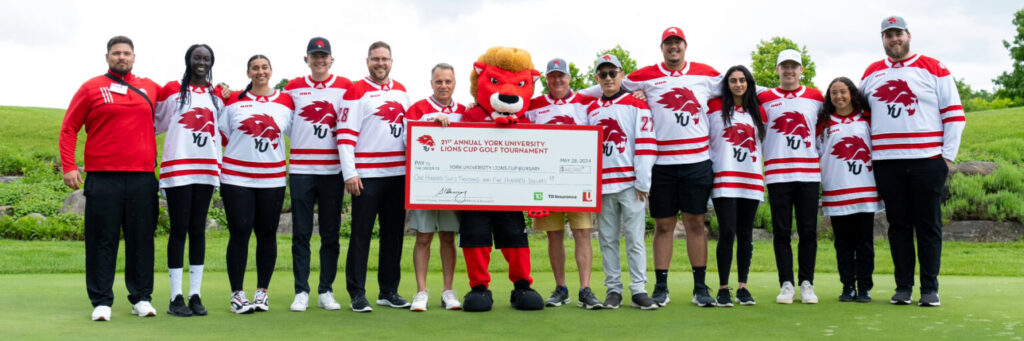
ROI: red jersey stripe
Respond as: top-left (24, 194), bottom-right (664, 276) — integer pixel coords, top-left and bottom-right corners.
top-left (221, 169), bottom-right (286, 178)
top-left (765, 157), bottom-right (819, 165)
top-left (715, 171), bottom-right (764, 180)
top-left (603, 167), bottom-right (635, 173)
top-left (822, 197), bottom-right (880, 207)
top-left (872, 131), bottom-right (943, 140)
top-left (657, 146), bottom-right (709, 155)
top-left (713, 182), bottom-right (765, 191)
top-left (223, 157), bottom-right (286, 168)
top-left (290, 159), bottom-right (341, 165)
top-left (657, 136), bottom-right (709, 145)
top-left (942, 116), bottom-right (966, 123)
top-left (764, 168), bottom-right (819, 175)
top-left (160, 169), bottom-right (220, 179)
top-left (291, 149), bottom-right (338, 155)
top-left (872, 142), bottom-right (943, 150)
top-left (160, 158), bottom-right (220, 167)
top-left (354, 151), bottom-right (405, 157)
top-left (338, 140), bottom-right (356, 146)
top-left (636, 150), bottom-right (657, 155)
top-left (602, 176), bottom-right (636, 184)
top-left (636, 138), bottom-right (658, 144)
top-left (822, 186), bottom-right (877, 196)
top-left (338, 129), bottom-right (360, 136)
top-left (356, 161), bottom-right (406, 169)
top-left (939, 105), bottom-right (963, 113)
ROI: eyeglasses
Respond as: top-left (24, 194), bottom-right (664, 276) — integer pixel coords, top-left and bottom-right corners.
top-left (597, 70), bottom-right (619, 79)
top-left (368, 57), bottom-right (391, 63)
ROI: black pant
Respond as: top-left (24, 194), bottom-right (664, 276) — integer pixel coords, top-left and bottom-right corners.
top-left (165, 184), bottom-right (214, 268)
top-left (874, 158), bottom-right (947, 294)
top-left (831, 213), bottom-right (875, 291)
top-left (346, 176), bottom-right (405, 298)
top-left (458, 211), bottom-right (528, 248)
top-left (290, 173), bottom-right (344, 294)
top-left (84, 172), bottom-right (158, 307)
top-left (222, 184), bottom-right (285, 291)
top-left (713, 197), bottom-right (759, 286)
top-left (768, 181), bottom-right (819, 285)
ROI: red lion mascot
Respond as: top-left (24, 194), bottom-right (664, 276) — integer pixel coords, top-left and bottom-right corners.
top-left (460, 47), bottom-right (547, 311)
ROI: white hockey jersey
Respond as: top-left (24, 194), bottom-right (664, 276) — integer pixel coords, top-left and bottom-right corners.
top-left (758, 86), bottom-right (824, 184)
top-left (707, 98), bottom-right (765, 201)
top-left (859, 54), bottom-right (965, 161)
top-left (818, 111), bottom-right (883, 216)
top-left (405, 96), bottom-right (465, 123)
top-left (284, 74), bottom-right (352, 175)
top-left (336, 78), bottom-right (410, 180)
top-left (218, 90), bottom-right (294, 188)
top-left (587, 92), bottom-right (657, 194)
top-left (155, 81), bottom-right (224, 188)
top-left (525, 91), bottom-right (594, 125)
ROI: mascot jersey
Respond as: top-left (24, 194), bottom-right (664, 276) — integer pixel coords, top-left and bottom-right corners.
top-left (154, 81), bottom-right (224, 188)
top-left (707, 98), bottom-right (765, 201)
top-left (218, 90), bottom-right (294, 188)
top-left (336, 78), bottom-right (410, 180)
top-left (818, 111), bottom-right (883, 216)
top-left (758, 86), bottom-right (824, 184)
top-left (525, 91), bottom-right (593, 125)
top-left (284, 74), bottom-right (351, 175)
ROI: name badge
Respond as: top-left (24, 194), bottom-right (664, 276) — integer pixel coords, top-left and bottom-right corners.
top-left (109, 83), bottom-right (128, 95)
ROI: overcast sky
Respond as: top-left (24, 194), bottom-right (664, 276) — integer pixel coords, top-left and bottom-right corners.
top-left (0, 0), bottom-right (1018, 109)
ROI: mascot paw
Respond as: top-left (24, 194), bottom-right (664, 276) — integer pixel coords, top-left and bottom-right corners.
top-left (528, 209), bottom-right (549, 218)
top-left (494, 115), bottom-right (518, 125)
top-left (510, 280), bottom-right (544, 310)
top-left (463, 285), bottom-right (494, 312)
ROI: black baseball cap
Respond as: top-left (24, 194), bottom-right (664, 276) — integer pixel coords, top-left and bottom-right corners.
top-left (307, 37), bottom-right (331, 55)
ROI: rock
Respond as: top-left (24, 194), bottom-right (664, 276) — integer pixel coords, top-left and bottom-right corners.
top-left (0, 206), bottom-right (12, 216)
top-left (26, 213), bottom-right (47, 221)
top-left (0, 176), bottom-right (22, 184)
top-left (205, 218), bottom-right (218, 230)
top-left (873, 211), bottom-right (889, 240)
top-left (277, 213), bottom-right (292, 235)
top-left (752, 228), bottom-right (773, 241)
top-left (158, 199), bottom-right (168, 210)
top-left (212, 199), bottom-right (224, 209)
top-left (59, 189), bottom-right (86, 215)
top-left (949, 161), bottom-right (998, 177)
top-left (942, 220), bottom-right (1024, 242)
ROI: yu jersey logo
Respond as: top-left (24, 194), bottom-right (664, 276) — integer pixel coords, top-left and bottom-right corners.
top-left (374, 101), bottom-right (406, 138)
top-left (657, 88), bottom-right (702, 127)
top-left (238, 114), bottom-right (282, 152)
top-left (831, 136), bottom-right (872, 175)
top-left (178, 107), bottom-right (215, 147)
top-left (723, 123), bottom-right (758, 162)
top-left (771, 111), bottom-right (811, 150)
top-left (298, 100), bottom-right (337, 139)
top-left (547, 115), bottom-right (576, 125)
top-left (596, 118), bottom-right (627, 156)
top-left (417, 135), bottom-right (435, 152)
top-left (873, 79), bottom-right (919, 118)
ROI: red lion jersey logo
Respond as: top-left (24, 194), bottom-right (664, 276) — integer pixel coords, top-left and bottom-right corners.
top-left (831, 136), bottom-right (873, 171)
top-left (547, 115), bottom-right (576, 125)
top-left (771, 112), bottom-right (811, 139)
top-left (723, 123), bottom-right (758, 152)
top-left (374, 101), bottom-right (406, 123)
top-left (238, 114), bottom-right (282, 150)
top-left (299, 100), bottom-right (337, 126)
top-left (417, 134), bottom-right (435, 151)
top-left (596, 117), bottom-right (628, 153)
top-left (657, 88), bottom-right (702, 124)
top-left (178, 107), bottom-right (215, 136)
top-left (873, 79), bottom-right (919, 116)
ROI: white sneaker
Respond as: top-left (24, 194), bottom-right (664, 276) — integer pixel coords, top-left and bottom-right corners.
top-left (91, 305), bottom-right (111, 321)
top-left (318, 292), bottom-right (341, 311)
top-left (253, 289), bottom-right (269, 312)
top-left (799, 280), bottom-right (818, 304)
top-left (410, 291), bottom-right (429, 312)
top-left (131, 301), bottom-right (157, 317)
top-left (776, 281), bottom-right (795, 304)
top-left (230, 291), bottom-right (254, 314)
top-left (441, 289), bottom-right (461, 310)
top-left (291, 292), bottom-right (309, 312)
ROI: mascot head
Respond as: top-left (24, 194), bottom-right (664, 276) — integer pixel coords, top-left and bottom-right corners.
top-left (470, 47), bottom-right (540, 118)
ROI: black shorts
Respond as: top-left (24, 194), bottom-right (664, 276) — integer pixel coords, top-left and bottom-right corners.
top-left (458, 211), bottom-right (528, 248)
top-left (649, 160), bottom-right (713, 218)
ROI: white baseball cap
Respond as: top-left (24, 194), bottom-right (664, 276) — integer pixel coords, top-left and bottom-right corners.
top-left (776, 49), bottom-right (802, 66)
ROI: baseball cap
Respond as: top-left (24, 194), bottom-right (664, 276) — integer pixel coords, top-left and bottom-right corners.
top-left (880, 15), bottom-right (908, 33)
top-left (776, 49), bottom-right (802, 66)
top-left (596, 54), bottom-right (622, 69)
top-left (307, 37), bottom-right (331, 55)
top-left (662, 26), bottom-right (686, 43)
top-left (546, 58), bottom-right (569, 76)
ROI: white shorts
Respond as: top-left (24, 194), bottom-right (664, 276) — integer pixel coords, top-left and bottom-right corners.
top-left (409, 210), bottom-right (460, 233)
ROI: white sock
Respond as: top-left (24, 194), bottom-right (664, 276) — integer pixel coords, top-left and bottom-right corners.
top-left (169, 268), bottom-right (183, 298)
top-left (189, 265), bottom-right (204, 297)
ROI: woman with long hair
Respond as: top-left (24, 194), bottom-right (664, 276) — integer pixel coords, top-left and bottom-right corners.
top-left (217, 55), bottom-right (294, 314)
top-left (707, 65), bottom-right (766, 307)
top-left (153, 44), bottom-right (224, 317)
top-left (815, 77), bottom-right (882, 303)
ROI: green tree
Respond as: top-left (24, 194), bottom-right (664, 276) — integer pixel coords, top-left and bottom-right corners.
top-left (583, 45), bottom-right (639, 87)
top-left (994, 8), bottom-right (1024, 101)
top-left (750, 37), bottom-right (817, 89)
top-left (274, 78), bottom-right (289, 91)
top-left (539, 62), bottom-right (587, 94)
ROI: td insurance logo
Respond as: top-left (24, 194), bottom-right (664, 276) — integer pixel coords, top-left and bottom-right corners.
top-left (533, 192), bottom-right (543, 200)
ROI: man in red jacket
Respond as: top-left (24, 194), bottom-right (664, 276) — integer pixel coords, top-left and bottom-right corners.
top-left (60, 36), bottom-right (161, 321)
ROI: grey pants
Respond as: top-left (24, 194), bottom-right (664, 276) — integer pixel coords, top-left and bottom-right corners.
top-left (598, 188), bottom-right (648, 296)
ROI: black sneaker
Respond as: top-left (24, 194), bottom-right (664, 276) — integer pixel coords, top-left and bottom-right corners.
top-left (510, 280), bottom-right (544, 311)
top-left (890, 290), bottom-right (912, 305)
top-left (839, 287), bottom-right (856, 302)
top-left (918, 292), bottom-right (940, 307)
top-left (630, 293), bottom-right (659, 310)
top-left (463, 285), bottom-right (493, 312)
top-left (736, 288), bottom-right (756, 305)
top-left (576, 287), bottom-right (603, 310)
top-left (188, 294), bottom-right (207, 316)
top-left (376, 292), bottom-right (411, 308)
top-left (692, 284), bottom-right (716, 307)
top-left (350, 295), bottom-right (373, 312)
top-left (167, 295), bottom-right (193, 317)
top-left (545, 286), bottom-right (570, 307)
top-left (716, 288), bottom-right (733, 307)
top-left (856, 289), bottom-right (872, 303)
top-left (652, 283), bottom-right (670, 307)
top-left (603, 292), bottom-right (622, 309)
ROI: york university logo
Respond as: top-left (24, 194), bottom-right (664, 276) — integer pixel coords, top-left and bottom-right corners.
top-left (771, 111), bottom-right (811, 150)
top-left (657, 88), bottom-right (701, 127)
top-left (595, 117), bottom-right (627, 156)
top-left (298, 100), bottom-right (337, 139)
top-left (722, 123), bottom-right (758, 162)
top-left (831, 136), bottom-right (872, 175)
top-left (374, 101), bottom-right (406, 138)
top-left (873, 79), bottom-right (919, 118)
top-left (178, 107), bottom-right (215, 147)
top-left (417, 135), bottom-right (435, 152)
top-left (238, 114), bottom-right (281, 152)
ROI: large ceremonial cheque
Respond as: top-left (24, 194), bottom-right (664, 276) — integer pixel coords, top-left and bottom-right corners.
top-left (405, 121), bottom-right (603, 212)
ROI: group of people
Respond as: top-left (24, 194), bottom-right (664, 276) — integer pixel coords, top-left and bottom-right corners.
top-left (61, 15), bottom-right (964, 321)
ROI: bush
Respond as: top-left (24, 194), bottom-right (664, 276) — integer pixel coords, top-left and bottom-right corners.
top-left (0, 213), bottom-right (84, 241)
top-left (944, 162), bottom-right (1024, 222)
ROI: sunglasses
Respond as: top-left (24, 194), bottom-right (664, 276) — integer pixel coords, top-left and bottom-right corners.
top-left (597, 70), bottom-right (619, 79)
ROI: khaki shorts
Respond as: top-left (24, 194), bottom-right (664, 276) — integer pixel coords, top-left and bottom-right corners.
top-left (532, 212), bottom-right (594, 232)
top-left (409, 210), bottom-right (459, 233)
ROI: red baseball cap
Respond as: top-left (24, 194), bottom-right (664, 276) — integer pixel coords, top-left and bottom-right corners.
top-left (662, 27), bottom-right (686, 43)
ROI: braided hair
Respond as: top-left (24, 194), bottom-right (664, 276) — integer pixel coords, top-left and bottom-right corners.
top-left (178, 44), bottom-right (216, 110)
top-left (238, 54), bottom-right (271, 100)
